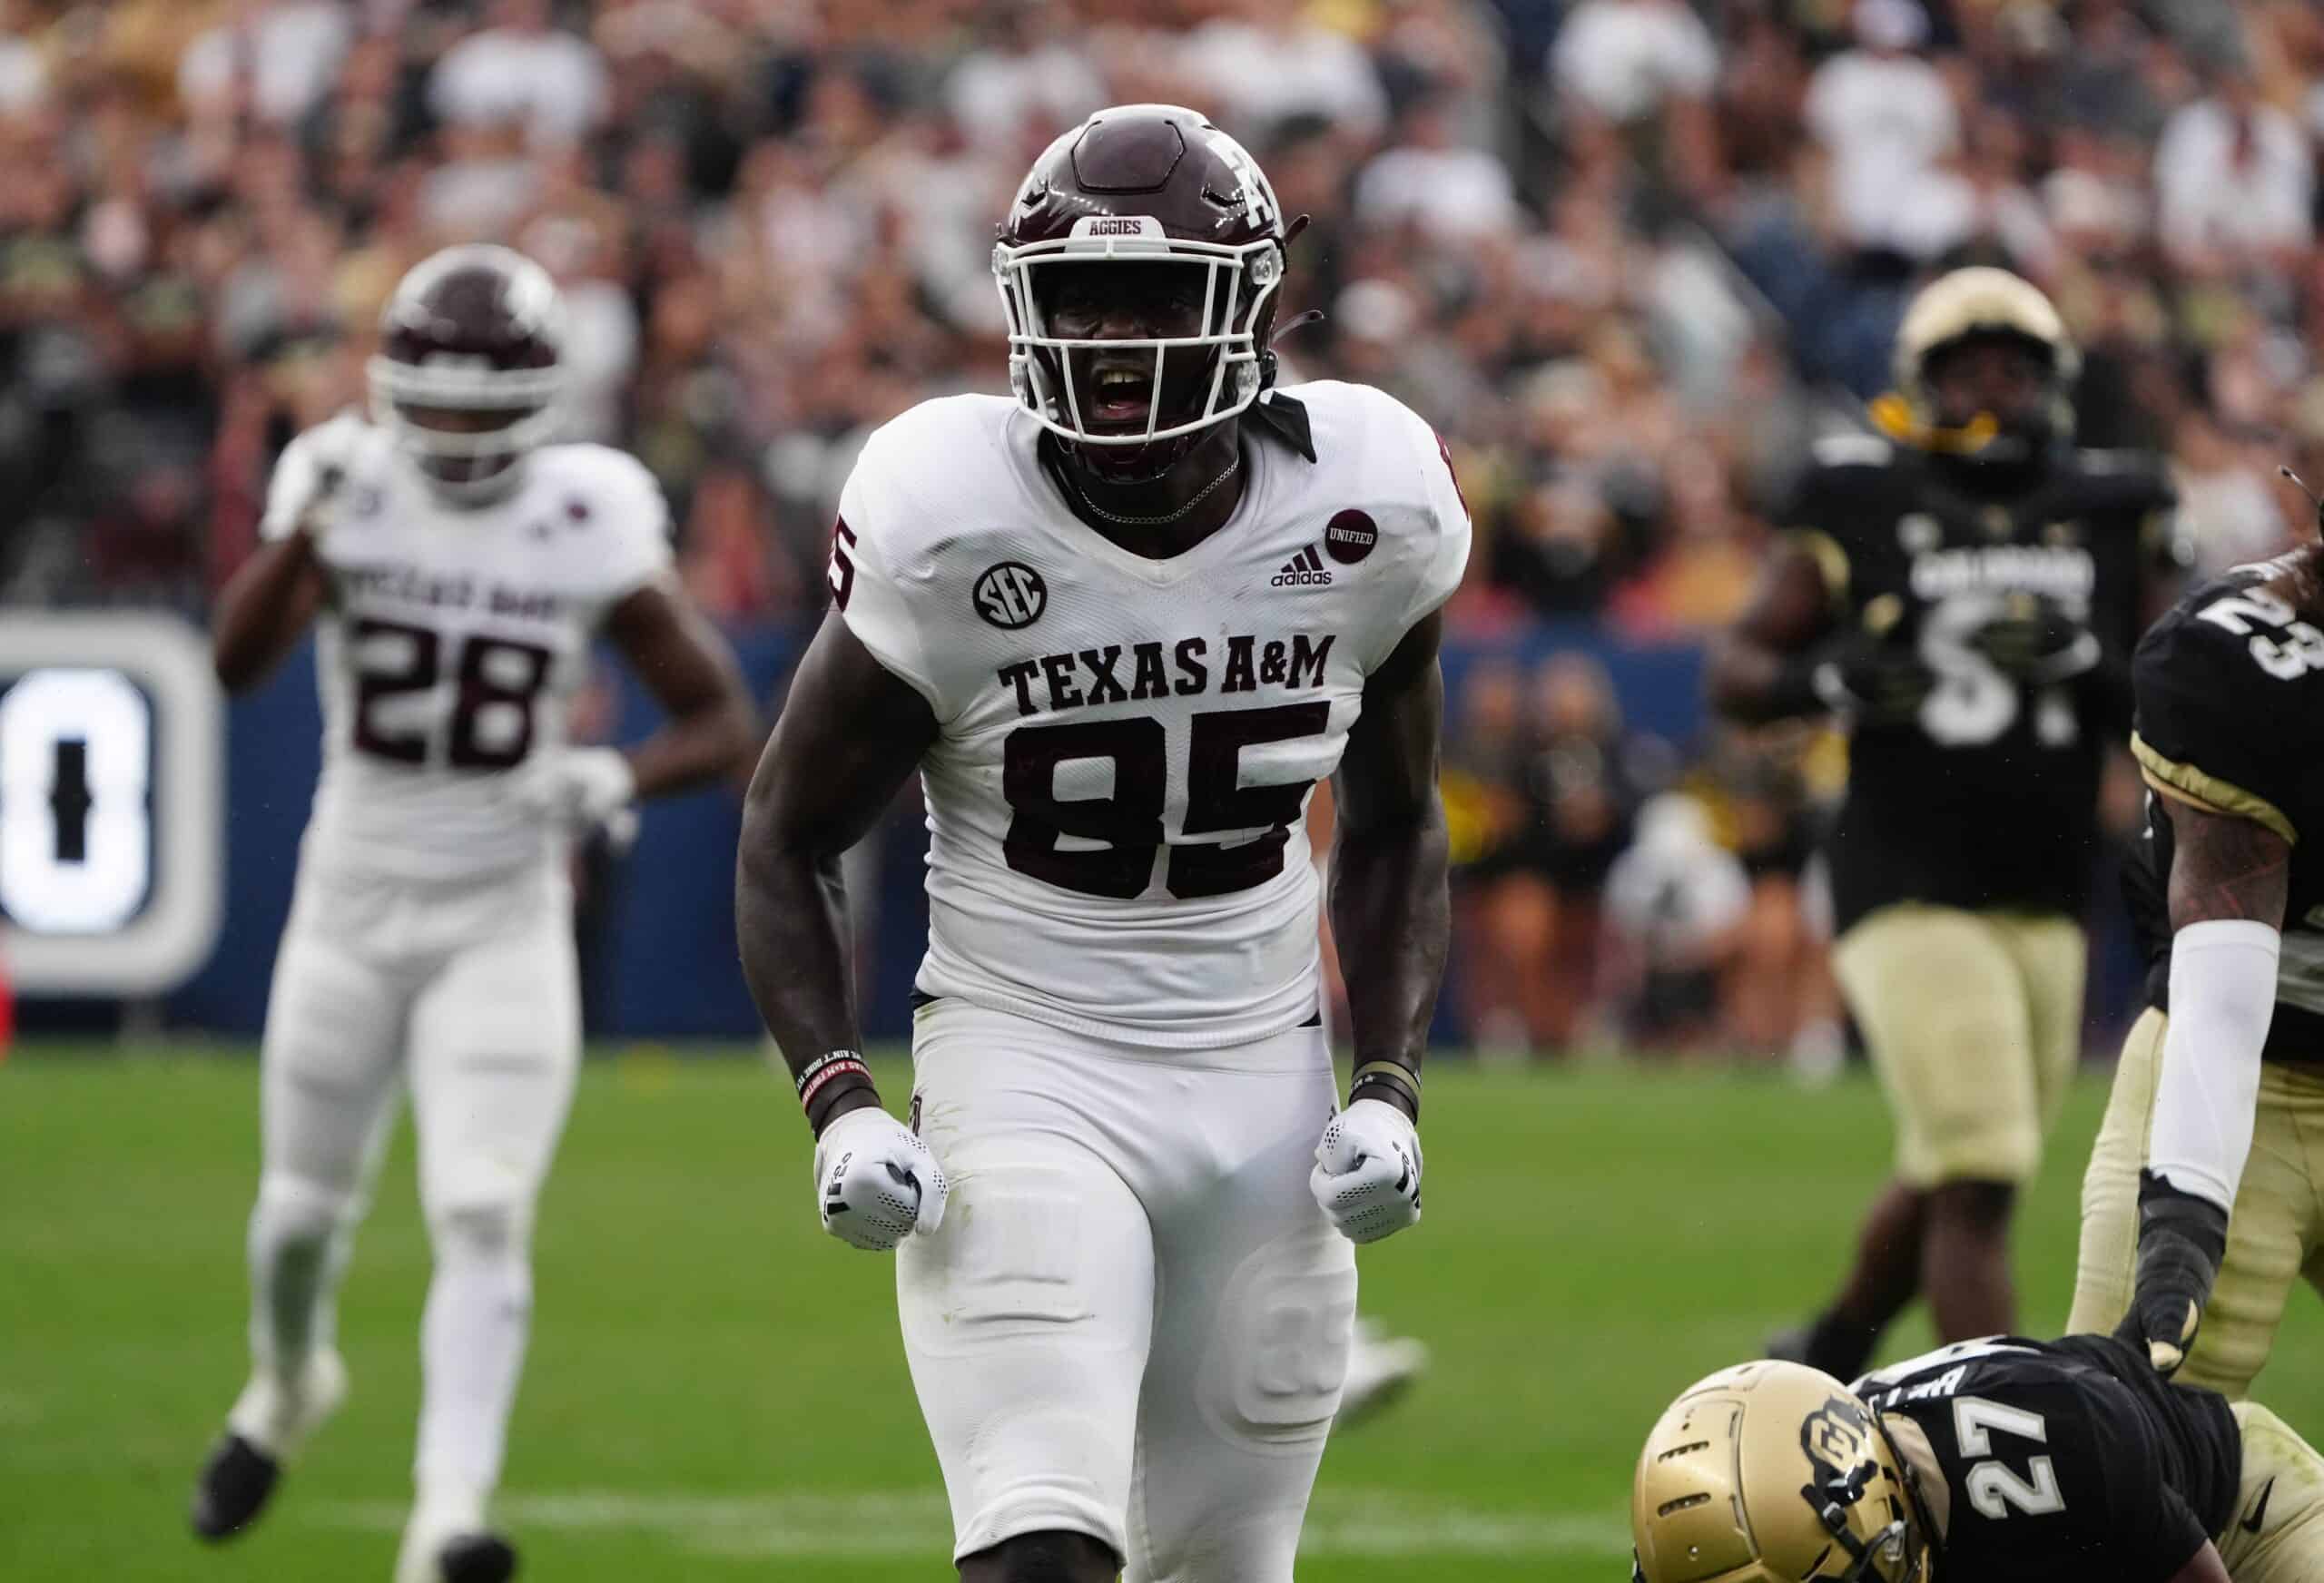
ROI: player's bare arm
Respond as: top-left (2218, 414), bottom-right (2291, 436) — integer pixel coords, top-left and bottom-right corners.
top-left (736, 611), bottom-right (948, 1251)
top-left (738, 611), bottom-right (934, 1086)
top-left (601, 581), bottom-right (757, 798)
top-left (1330, 610), bottom-right (1449, 1119)
top-left (507, 578), bottom-right (755, 834)
top-left (212, 528), bottom-right (329, 692)
top-left (2168, 801), bottom-right (2291, 931)
top-left (1705, 540), bottom-right (1837, 723)
top-left (1306, 611), bottom-right (1445, 1246)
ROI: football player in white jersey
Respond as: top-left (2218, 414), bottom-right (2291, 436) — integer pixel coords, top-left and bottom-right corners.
top-left (737, 105), bottom-right (1470, 1582)
top-left (190, 245), bottom-right (755, 1583)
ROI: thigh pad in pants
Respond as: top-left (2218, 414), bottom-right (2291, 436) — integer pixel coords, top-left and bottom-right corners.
top-left (409, 887), bottom-right (580, 1224)
top-left (899, 1137), bottom-right (1152, 1566)
top-left (260, 889), bottom-right (412, 1202)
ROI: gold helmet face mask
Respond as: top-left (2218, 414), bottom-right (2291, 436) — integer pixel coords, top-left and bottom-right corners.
top-left (1631, 1362), bottom-right (1929, 1583)
top-left (1871, 265), bottom-right (2077, 459)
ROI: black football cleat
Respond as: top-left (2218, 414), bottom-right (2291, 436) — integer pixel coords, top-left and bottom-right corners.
top-left (190, 1432), bottom-right (281, 1541)
top-left (437, 1531), bottom-right (519, 1583)
top-left (1764, 1323), bottom-right (1813, 1365)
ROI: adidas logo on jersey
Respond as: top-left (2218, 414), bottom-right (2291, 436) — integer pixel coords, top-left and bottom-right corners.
top-left (1271, 546), bottom-right (1332, 586)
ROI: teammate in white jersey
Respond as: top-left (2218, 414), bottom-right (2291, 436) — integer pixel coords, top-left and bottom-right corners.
top-left (738, 105), bottom-right (1469, 1582)
top-left (191, 245), bottom-right (755, 1583)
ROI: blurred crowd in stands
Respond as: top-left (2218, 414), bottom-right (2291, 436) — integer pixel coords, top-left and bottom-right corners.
top-left (5, 0), bottom-right (2322, 1055)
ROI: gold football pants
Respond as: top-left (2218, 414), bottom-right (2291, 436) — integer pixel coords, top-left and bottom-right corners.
top-left (2071, 1008), bottom-right (2324, 1399)
top-left (1832, 904), bottom-right (2084, 1187)
top-left (2218, 1401), bottom-right (2324, 1578)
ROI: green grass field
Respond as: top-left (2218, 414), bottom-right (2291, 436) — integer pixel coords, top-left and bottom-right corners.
top-left (9, 1048), bottom-right (2324, 1582)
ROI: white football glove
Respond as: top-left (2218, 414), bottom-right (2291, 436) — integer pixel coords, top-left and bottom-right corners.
top-left (813, 1105), bottom-right (949, 1253)
top-left (261, 463), bottom-right (344, 546)
top-left (510, 747), bottom-right (636, 836)
top-left (261, 416), bottom-right (362, 546)
top-left (1311, 1097), bottom-right (1423, 1244)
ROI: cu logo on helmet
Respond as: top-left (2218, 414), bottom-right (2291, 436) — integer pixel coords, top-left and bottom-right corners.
top-left (974, 562), bottom-right (1048, 630)
top-left (1801, 1397), bottom-right (1877, 1488)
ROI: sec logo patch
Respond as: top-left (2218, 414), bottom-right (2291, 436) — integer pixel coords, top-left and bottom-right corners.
top-left (974, 561), bottom-right (1047, 630)
top-left (1324, 509), bottom-right (1377, 565)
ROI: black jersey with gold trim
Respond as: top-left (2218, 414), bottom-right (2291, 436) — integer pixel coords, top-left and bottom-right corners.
top-left (1852, 1335), bottom-right (2239, 1582)
top-left (1787, 437), bottom-right (2175, 930)
top-left (2124, 558), bottom-right (2324, 1057)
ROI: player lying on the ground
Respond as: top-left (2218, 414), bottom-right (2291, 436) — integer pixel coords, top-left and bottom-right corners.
top-left (1714, 267), bottom-right (2185, 1377)
top-left (190, 244), bottom-right (755, 1583)
top-left (1631, 1335), bottom-right (2324, 1583)
top-left (737, 103), bottom-right (1467, 1583)
top-left (2070, 484), bottom-right (2324, 1397)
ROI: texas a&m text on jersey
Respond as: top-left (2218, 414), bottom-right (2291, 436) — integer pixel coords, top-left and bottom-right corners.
top-left (828, 382), bottom-right (1462, 1045)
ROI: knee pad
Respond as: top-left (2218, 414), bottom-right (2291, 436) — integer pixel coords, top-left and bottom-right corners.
top-left (426, 1199), bottom-right (531, 1264)
top-left (254, 1174), bottom-right (357, 1250)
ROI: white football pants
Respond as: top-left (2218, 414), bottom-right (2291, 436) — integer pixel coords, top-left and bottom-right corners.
top-left (900, 998), bottom-right (1356, 1580)
top-left (245, 859), bottom-right (579, 1510)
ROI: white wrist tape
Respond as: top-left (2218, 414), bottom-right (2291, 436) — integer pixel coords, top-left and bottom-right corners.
top-left (2151, 919), bottom-right (2280, 1214)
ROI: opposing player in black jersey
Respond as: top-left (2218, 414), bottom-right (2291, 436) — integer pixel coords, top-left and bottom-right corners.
top-left (1712, 268), bottom-right (2185, 1376)
top-left (2071, 488), bottom-right (2324, 1398)
top-left (1630, 1336), bottom-right (2324, 1583)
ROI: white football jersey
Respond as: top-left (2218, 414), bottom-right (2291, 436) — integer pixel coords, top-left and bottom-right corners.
top-left (266, 414), bottom-right (674, 883)
top-left (834, 381), bottom-right (1470, 1047)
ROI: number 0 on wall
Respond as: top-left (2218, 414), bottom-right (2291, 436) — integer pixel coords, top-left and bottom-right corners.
top-left (0, 668), bottom-right (152, 931)
top-left (0, 615), bottom-right (222, 995)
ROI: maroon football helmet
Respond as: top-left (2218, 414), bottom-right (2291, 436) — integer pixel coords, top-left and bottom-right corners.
top-left (993, 103), bottom-right (1288, 458)
top-left (369, 244), bottom-right (566, 497)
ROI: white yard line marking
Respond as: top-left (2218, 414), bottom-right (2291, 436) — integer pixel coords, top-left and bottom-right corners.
top-left (309, 1488), bottom-right (1629, 1558)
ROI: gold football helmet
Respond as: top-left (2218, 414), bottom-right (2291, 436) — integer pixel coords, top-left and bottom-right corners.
top-left (1872, 265), bottom-right (2076, 456)
top-left (1631, 1361), bottom-right (1928, 1583)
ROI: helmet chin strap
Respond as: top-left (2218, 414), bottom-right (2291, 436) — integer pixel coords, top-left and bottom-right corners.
top-left (1793, 1410), bottom-right (1930, 1583)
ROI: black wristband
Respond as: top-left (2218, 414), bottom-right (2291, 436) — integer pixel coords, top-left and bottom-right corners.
top-left (1350, 1060), bottom-right (1421, 1122)
top-left (805, 1071), bottom-right (880, 1138)
top-left (2137, 1169), bottom-right (2229, 1268)
top-left (794, 1048), bottom-right (866, 1097)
